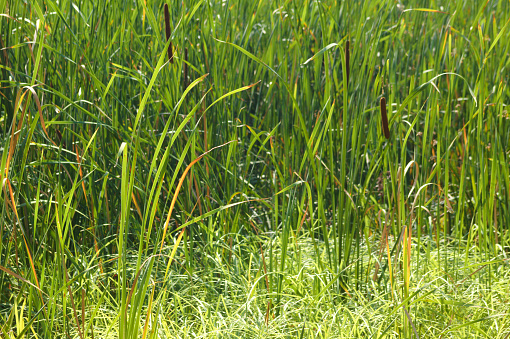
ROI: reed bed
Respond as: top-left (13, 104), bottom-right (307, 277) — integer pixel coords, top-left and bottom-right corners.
top-left (1, 0), bottom-right (509, 338)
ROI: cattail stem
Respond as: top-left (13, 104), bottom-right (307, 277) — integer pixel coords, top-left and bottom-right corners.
top-left (380, 97), bottom-right (390, 139)
top-left (164, 4), bottom-right (173, 63)
top-left (345, 40), bottom-right (350, 86)
top-left (184, 47), bottom-right (188, 89)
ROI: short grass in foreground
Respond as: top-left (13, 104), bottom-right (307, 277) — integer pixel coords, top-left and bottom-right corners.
top-left (1, 0), bottom-right (509, 337)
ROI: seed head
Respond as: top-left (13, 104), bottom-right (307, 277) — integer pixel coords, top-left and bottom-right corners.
top-left (164, 4), bottom-right (173, 63)
top-left (380, 97), bottom-right (390, 139)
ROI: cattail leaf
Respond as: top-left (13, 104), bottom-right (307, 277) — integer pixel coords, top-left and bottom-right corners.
top-left (302, 42), bottom-right (339, 65)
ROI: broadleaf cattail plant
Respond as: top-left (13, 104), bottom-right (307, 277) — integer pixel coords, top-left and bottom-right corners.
top-left (164, 3), bottom-right (173, 63)
top-left (380, 97), bottom-right (390, 139)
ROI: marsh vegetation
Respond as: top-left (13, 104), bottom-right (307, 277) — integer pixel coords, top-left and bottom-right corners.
top-left (1, 0), bottom-right (510, 337)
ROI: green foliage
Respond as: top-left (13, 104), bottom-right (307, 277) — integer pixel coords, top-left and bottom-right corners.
top-left (1, 0), bottom-right (509, 337)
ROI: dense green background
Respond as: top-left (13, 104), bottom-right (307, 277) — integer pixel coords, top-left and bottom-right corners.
top-left (1, 0), bottom-right (509, 337)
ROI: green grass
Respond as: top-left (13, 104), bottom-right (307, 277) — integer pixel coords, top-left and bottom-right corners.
top-left (1, 0), bottom-right (510, 337)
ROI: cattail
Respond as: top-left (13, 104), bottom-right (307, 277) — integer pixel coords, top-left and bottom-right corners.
top-left (380, 97), bottom-right (390, 139)
top-left (183, 47), bottom-right (188, 89)
top-left (55, 128), bottom-right (63, 143)
top-left (164, 4), bottom-right (173, 63)
top-left (345, 40), bottom-right (350, 85)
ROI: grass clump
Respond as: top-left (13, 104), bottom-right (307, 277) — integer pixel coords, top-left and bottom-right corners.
top-left (1, 0), bottom-right (509, 338)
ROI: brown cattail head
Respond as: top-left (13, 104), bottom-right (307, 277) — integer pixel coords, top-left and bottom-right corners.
top-left (183, 47), bottom-right (188, 89)
top-left (380, 97), bottom-right (390, 139)
top-left (345, 40), bottom-right (350, 85)
top-left (55, 128), bottom-right (63, 143)
top-left (164, 4), bottom-right (173, 63)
